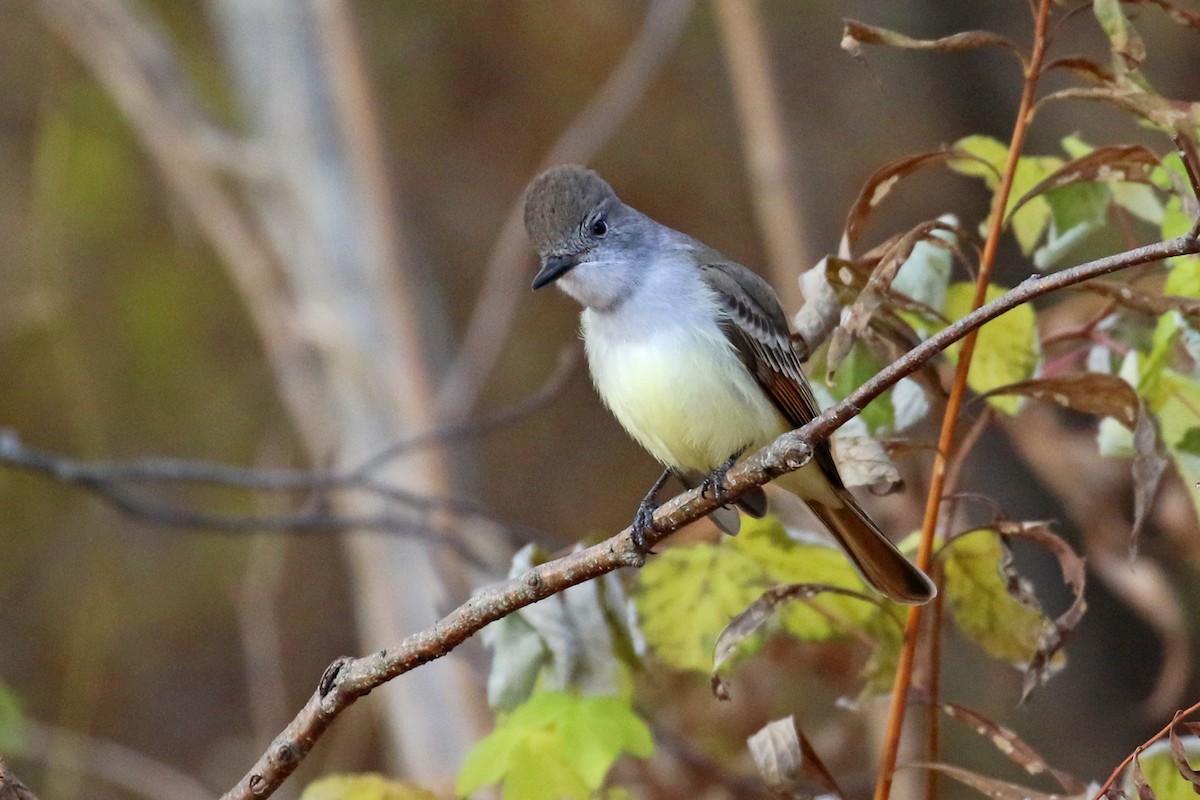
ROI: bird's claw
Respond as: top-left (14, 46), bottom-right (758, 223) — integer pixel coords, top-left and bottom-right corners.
top-left (630, 498), bottom-right (658, 554)
top-left (700, 450), bottom-right (743, 505)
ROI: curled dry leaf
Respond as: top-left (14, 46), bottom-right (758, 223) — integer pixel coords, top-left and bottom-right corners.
top-left (939, 701), bottom-right (1086, 793)
top-left (1126, 0), bottom-right (1200, 30)
top-left (905, 762), bottom-right (1084, 800)
top-left (840, 150), bottom-right (973, 256)
top-left (833, 435), bottom-right (903, 495)
top-left (1132, 405), bottom-right (1169, 548)
top-left (747, 716), bottom-right (845, 800)
top-left (982, 373), bottom-right (1140, 427)
top-left (793, 258), bottom-right (841, 360)
top-left (1132, 752), bottom-right (1158, 800)
top-left (827, 221), bottom-right (956, 373)
top-left (1043, 55), bottom-right (1116, 85)
top-left (1080, 281), bottom-right (1200, 325)
top-left (1007, 145), bottom-right (1161, 220)
top-left (1037, 87), bottom-right (1200, 139)
top-left (995, 522), bottom-right (1088, 703)
top-left (840, 19), bottom-right (1024, 64)
top-left (1168, 719), bottom-right (1200, 792)
top-left (984, 376), bottom-right (1167, 546)
top-left (710, 583), bottom-right (886, 699)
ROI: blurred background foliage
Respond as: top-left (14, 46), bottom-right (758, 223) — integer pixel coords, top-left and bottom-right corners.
top-left (2, 1), bottom-right (1200, 798)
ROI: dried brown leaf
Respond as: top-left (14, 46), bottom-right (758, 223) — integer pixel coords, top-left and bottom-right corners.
top-left (1081, 281), bottom-right (1200, 324)
top-left (841, 150), bottom-right (971, 255)
top-left (828, 220), bottom-right (955, 372)
top-left (833, 435), bottom-right (903, 495)
top-left (939, 702), bottom-right (1086, 793)
top-left (841, 19), bottom-right (1025, 63)
top-left (1008, 145), bottom-right (1161, 219)
top-left (983, 373), bottom-right (1140, 428)
top-left (1132, 752), bottom-right (1159, 800)
top-left (748, 716), bottom-right (845, 799)
top-left (1038, 87), bottom-right (1200, 135)
top-left (1132, 405), bottom-right (1169, 549)
top-left (1131, 0), bottom-right (1200, 30)
top-left (1168, 719), bottom-right (1200, 791)
top-left (905, 762), bottom-right (1082, 800)
top-left (1044, 55), bottom-right (1116, 85)
top-left (993, 522), bottom-right (1088, 703)
top-left (710, 583), bottom-right (884, 698)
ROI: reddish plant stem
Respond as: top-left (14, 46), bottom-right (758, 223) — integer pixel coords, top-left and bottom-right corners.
top-left (1091, 699), bottom-right (1200, 798)
top-left (872, 3), bottom-right (1055, 799)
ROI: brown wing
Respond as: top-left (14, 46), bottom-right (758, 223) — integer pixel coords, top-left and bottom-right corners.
top-left (699, 259), bottom-right (845, 487)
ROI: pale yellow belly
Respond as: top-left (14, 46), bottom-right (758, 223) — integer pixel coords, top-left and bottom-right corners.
top-left (585, 325), bottom-right (786, 474)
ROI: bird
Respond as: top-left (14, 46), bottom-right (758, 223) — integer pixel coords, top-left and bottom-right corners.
top-left (523, 164), bottom-right (934, 604)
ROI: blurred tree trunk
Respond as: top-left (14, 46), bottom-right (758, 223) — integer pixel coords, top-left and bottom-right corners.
top-left (206, 0), bottom-right (483, 780)
top-left (38, 0), bottom-right (489, 783)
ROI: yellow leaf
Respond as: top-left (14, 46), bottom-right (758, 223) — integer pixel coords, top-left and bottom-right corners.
top-left (636, 541), bottom-right (768, 672)
top-left (942, 530), bottom-right (1060, 669)
top-left (731, 516), bottom-right (877, 640)
top-left (943, 283), bottom-right (1040, 414)
top-left (301, 774), bottom-right (440, 800)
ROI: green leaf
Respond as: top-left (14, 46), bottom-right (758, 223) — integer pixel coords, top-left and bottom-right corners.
top-left (1142, 365), bottom-right (1200, 524)
top-left (949, 136), bottom-right (1062, 254)
top-left (1166, 257), bottom-right (1200, 298)
top-left (636, 541), bottom-right (768, 672)
top-left (300, 774), bottom-right (441, 800)
top-left (1112, 181), bottom-right (1164, 225)
top-left (456, 692), bottom-right (653, 800)
top-left (827, 341), bottom-right (894, 434)
top-left (730, 517), bottom-right (877, 640)
top-left (0, 681), bottom-right (23, 752)
top-left (1094, 0), bottom-right (1146, 68)
top-left (1163, 194), bottom-right (1194, 240)
top-left (859, 607), bottom-right (905, 696)
top-left (949, 135), bottom-right (1008, 185)
top-left (942, 283), bottom-right (1040, 414)
top-left (941, 530), bottom-right (1059, 668)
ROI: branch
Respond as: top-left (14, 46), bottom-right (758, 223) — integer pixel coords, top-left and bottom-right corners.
top-left (220, 220), bottom-right (1200, 800)
top-left (0, 431), bottom-right (546, 569)
top-left (0, 347), bottom-right (578, 560)
top-left (0, 758), bottom-right (38, 800)
top-left (11, 718), bottom-right (213, 800)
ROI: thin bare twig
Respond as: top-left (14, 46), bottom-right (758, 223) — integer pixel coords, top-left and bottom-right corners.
top-left (0, 435), bottom-right (546, 571)
top-left (437, 0), bottom-right (696, 420)
top-left (0, 346), bottom-right (577, 555)
top-left (220, 217), bottom-right (1200, 800)
top-left (356, 344), bottom-right (580, 476)
top-left (0, 758), bottom-right (39, 800)
top-left (14, 718), bottom-right (213, 800)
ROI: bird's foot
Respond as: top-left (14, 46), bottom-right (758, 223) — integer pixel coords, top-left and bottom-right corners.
top-left (631, 498), bottom-right (658, 554)
top-left (630, 468), bottom-right (671, 554)
top-left (700, 449), bottom-right (745, 505)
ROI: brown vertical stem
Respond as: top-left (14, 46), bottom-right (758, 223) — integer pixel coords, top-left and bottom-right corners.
top-left (872, 2), bottom-right (1055, 798)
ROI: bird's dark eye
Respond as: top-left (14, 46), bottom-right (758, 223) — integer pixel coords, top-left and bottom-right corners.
top-left (590, 218), bottom-right (608, 238)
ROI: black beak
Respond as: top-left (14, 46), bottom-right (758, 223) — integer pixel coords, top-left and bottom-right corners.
top-left (532, 253), bottom-right (579, 290)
